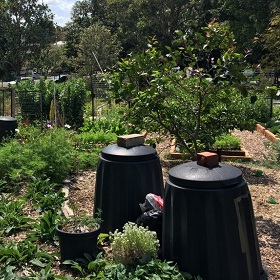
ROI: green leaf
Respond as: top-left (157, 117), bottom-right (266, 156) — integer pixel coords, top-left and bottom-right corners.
top-left (268, 197), bottom-right (278, 204)
top-left (30, 258), bottom-right (46, 268)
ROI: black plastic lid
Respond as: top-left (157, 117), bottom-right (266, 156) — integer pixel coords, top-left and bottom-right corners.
top-left (101, 144), bottom-right (158, 162)
top-left (168, 161), bottom-right (243, 189)
top-left (0, 116), bottom-right (17, 122)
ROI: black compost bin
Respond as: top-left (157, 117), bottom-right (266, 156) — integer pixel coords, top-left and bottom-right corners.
top-left (162, 161), bottom-right (266, 280)
top-left (94, 143), bottom-right (164, 233)
top-left (0, 116), bottom-right (18, 141)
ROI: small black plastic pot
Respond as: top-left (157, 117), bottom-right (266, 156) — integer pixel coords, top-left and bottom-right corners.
top-left (55, 224), bottom-right (100, 261)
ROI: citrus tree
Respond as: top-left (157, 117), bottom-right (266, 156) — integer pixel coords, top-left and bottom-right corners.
top-left (109, 21), bottom-right (262, 159)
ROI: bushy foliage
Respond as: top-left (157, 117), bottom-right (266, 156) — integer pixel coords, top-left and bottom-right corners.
top-left (59, 78), bottom-right (88, 129)
top-left (16, 78), bottom-right (88, 130)
top-left (16, 78), bottom-right (54, 122)
top-left (212, 133), bottom-right (242, 150)
top-left (110, 222), bottom-right (159, 265)
top-left (0, 139), bottom-right (46, 184)
top-left (81, 104), bottom-right (130, 135)
top-left (27, 128), bottom-right (74, 183)
top-left (109, 22), bottom-right (266, 159)
top-left (0, 127), bottom-right (74, 184)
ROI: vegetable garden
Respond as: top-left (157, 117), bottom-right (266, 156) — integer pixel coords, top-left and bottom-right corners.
top-left (0, 22), bottom-right (280, 279)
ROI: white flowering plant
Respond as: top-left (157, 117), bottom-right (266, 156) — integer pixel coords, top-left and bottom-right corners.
top-left (110, 222), bottom-right (160, 265)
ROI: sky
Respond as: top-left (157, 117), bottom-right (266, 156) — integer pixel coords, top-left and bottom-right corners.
top-left (41, 0), bottom-right (76, 27)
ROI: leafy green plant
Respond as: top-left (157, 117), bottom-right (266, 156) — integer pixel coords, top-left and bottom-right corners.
top-left (28, 210), bottom-right (61, 242)
top-left (212, 133), bottom-right (242, 150)
top-left (0, 239), bottom-right (54, 268)
top-left (63, 254), bottom-right (196, 280)
top-left (59, 208), bottom-right (102, 233)
top-left (16, 77), bottom-right (54, 123)
top-left (63, 253), bottom-right (107, 278)
top-left (72, 129), bottom-right (117, 171)
top-left (74, 130), bottom-right (117, 148)
top-left (131, 259), bottom-right (199, 280)
top-left (73, 147), bottom-right (100, 172)
top-left (0, 140), bottom-right (44, 186)
top-left (0, 194), bottom-right (33, 236)
top-left (59, 78), bottom-right (88, 129)
top-left (25, 179), bottom-right (66, 213)
top-left (255, 169), bottom-right (264, 177)
top-left (0, 127), bottom-right (75, 185)
top-left (81, 104), bottom-right (130, 135)
top-left (109, 22), bottom-right (262, 159)
top-left (110, 222), bottom-right (159, 265)
top-left (268, 197), bottom-right (278, 204)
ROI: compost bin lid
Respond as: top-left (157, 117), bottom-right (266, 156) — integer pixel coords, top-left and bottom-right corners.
top-left (168, 161), bottom-right (243, 189)
top-left (101, 144), bottom-right (158, 162)
top-left (0, 116), bottom-right (17, 122)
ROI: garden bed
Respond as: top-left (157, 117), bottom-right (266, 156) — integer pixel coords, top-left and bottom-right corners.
top-left (169, 139), bottom-right (252, 161)
top-left (256, 123), bottom-right (280, 142)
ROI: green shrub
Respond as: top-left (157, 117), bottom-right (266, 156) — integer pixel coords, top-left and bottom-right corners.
top-left (0, 140), bottom-right (46, 185)
top-left (103, 259), bottom-right (193, 279)
top-left (269, 125), bottom-right (280, 135)
top-left (59, 78), bottom-right (88, 129)
top-left (73, 147), bottom-right (100, 171)
top-left (16, 78), bottom-right (54, 122)
top-left (26, 128), bottom-right (74, 183)
top-left (72, 129), bottom-right (118, 171)
top-left (64, 254), bottom-right (194, 280)
top-left (74, 130), bottom-right (117, 147)
top-left (81, 105), bottom-right (129, 135)
top-left (0, 127), bottom-right (75, 185)
top-left (0, 239), bottom-right (54, 268)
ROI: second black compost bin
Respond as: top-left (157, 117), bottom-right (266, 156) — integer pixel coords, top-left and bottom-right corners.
top-left (0, 116), bottom-right (18, 141)
top-left (162, 161), bottom-right (266, 280)
top-left (94, 139), bottom-right (164, 233)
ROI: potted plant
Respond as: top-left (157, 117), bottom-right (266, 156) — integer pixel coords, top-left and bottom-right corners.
top-left (55, 209), bottom-right (102, 261)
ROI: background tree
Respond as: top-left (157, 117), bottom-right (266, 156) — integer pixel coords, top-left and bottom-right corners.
top-left (71, 0), bottom-right (106, 28)
top-left (66, 0), bottom-right (214, 59)
top-left (64, 0), bottom-right (107, 61)
top-left (0, 0), bottom-right (55, 78)
top-left (214, 0), bottom-right (279, 63)
top-left (77, 22), bottom-right (121, 75)
top-left (37, 44), bottom-right (69, 77)
top-left (260, 8), bottom-right (280, 86)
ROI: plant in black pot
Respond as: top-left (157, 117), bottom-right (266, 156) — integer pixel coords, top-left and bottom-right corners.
top-left (55, 209), bottom-right (102, 262)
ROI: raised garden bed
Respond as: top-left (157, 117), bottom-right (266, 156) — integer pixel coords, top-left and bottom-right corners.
top-left (169, 139), bottom-right (252, 161)
top-left (256, 123), bottom-right (280, 142)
